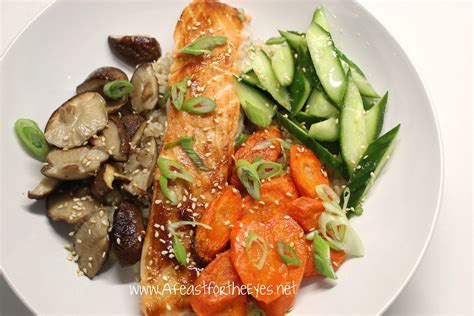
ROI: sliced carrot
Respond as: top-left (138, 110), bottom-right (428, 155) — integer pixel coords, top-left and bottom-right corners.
top-left (216, 295), bottom-right (247, 316)
top-left (289, 144), bottom-right (329, 198)
top-left (288, 196), bottom-right (325, 232)
top-left (257, 215), bottom-right (308, 316)
top-left (230, 126), bottom-right (282, 190)
top-left (190, 251), bottom-right (244, 315)
top-left (195, 186), bottom-right (242, 263)
top-left (230, 217), bottom-right (288, 303)
top-left (304, 240), bottom-right (346, 278)
top-left (241, 175), bottom-right (298, 221)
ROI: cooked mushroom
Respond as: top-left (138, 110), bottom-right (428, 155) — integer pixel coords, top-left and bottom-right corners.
top-left (108, 35), bottom-right (162, 67)
top-left (110, 200), bottom-right (144, 266)
top-left (73, 209), bottom-right (110, 278)
top-left (41, 146), bottom-right (109, 180)
top-left (47, 186), bottom-right (99, 224)
top-left (123, 137), bottom-right (158, 196)
top-left (44, 92), bottom-right (108, 148)
top-left (129, 121), bottom-right (147, 149)
top-left (121, 114), bottom-right (145, 138)
top-left (90, 117), bottom-right (130, 161)
top-left (143, 110), bottom-right (167, 142)
top-left (91, 163), bottom-right (130, 200)
top-left (130, 63), bottom-right (159, 113)
top-left (28, 176), bottom-right (61, 199)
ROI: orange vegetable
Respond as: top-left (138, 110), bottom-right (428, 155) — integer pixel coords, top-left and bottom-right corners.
top-left (304, 240), bottom-right (346, 278)
top-left (190, 251), bottom-right (245, 315)
top-left (241, 175), bottom-right (298, 221)
top-left (288, 196), bottom-right (325, 232)
top-left (230, 217), bottom-right (288, 303)
top-left (195, 186), bottom-right (242, 262)
top-left (289, 144), bottom-right (329, 198)
top-left (230, 126), bottom-right (282, 189)
top-left (257, 215), bottom-right (308, 316)
top-left (216, 295), bottom-right (248, 316)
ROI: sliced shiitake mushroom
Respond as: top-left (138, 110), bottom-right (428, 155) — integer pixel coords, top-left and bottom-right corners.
top-left (110, 200), bottom-right (144, 266)
top-left (121, 114), bottom-right (145, 138)
top-left (44, 92), bottom-right (108, 148)
top-left (41, 146), bottom-right (109, 180)
top-left (47, 186), bottom-right (99, 224)
top-left (91, 163), bottom-right (130, 200)
top-left (90, 117), bottom-right (130, 161)
top-left (130, 63), bottom-right (159, 113)
top-left (28, 176), bottom-right (61, 199)
top-left (123, 137), bottom-right (158, 197)
top-left (108, 35), bottom-right (162, 67)
top-left (73, 209), bottom-right (110, 278)
top-left (129, 121), bottom-right (147, 149)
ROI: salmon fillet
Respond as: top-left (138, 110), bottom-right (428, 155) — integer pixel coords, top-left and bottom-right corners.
top-left (140, 1), bottom-right (246, 314)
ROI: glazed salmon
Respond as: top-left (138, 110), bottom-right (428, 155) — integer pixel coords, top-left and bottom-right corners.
top-left (140, 0), bottom-right (246, 314)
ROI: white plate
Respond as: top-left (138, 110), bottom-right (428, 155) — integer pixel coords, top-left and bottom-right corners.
top-left (0, 0), bottom-right (443, 314)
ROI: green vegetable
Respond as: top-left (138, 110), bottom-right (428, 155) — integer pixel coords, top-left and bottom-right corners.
top-left (235, 133), bottom-right (250, 148)
top-left (164, 137), bottom-right (209, 171)
top-left (159, 175), bottom-right (178, 205)
top-left (14, 119), bottom-right (50, 161)
top-left (235, 81), bottom-right (276, 128)
top-left (171, 76), bottom-right (189, 110)
top-left (157, 157), bottom-right (194, 183)
top-left (289, 62), bottom-right (312, 114)
top-left (181, 96), bottom-right (216, 114)
top-left (245, 233), bottom-right (268, 270)
top-left (103, 80), bottom-right (133, 100)
top-left (277, 241), bottom-right (301, 267)
top-left (312, 6), bottom-right (330, 31)
top-left (312, 234), bottom-right (337, 279)
top-left (294, 112), bottom-right (325, 125)
top-left (241, 70), bottom-right (265, 90)
top-left (159, 88), bottom-right (170, 108)
top-left (179, 36), bottom-right (227, 55)
top-left (253, 160), bottom-right (283, 179)
top-left (271, 45), bottom-right (295, 87)
top-left (168, 220), bottom-right (212, 235)
top-left (305, 89), bottom-right (340, 118)
top-left (266, 36), bottom-right (286, 45)
top-left (172, 234), bottom-right (187, 266)
top-left (236, 159), bottom-right (261, 200)
top-left (308, 117), bottom-right (339, 142)
top-left (366, 92), bottom-right (388, 143)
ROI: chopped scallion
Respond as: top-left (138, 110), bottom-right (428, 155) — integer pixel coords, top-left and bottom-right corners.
top-left (245, 232), bottom-right (268, 270)
top-left (313, 234), bottom-right (337, 279)
top-left (172, 234), bottom-right (187, 266)
top-left (14, 119), bottom-right (50, 161)
top-left (158, 175), bottom-right (178, 205)
top-left (157, 157), bottom-right (194, 183)
top-left (179, 36), bottom-right (227, 56)
top-left (181, 96), bottom-right (216, 114)
top-left (103, 80), bottom-right (133, 100)
top-left (277, 241), bottom-right (301, 267)
top-left (236, 159), bottom-right (261, 200)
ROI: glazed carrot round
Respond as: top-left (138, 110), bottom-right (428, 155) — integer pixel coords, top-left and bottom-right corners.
top-left (289, 144), bottom-right (329, 198)
top-left (288, 196), bottom-right (325, 232)
top-left (195, 186), bottom-right (242, 263)
top-left (304, 240), bottom-right (346, 278)
top-left (190, 251), bottom-right (244, 315)
top-left (230, 217), bottom-right (288, 303)
top-left (241, 175), bottom-right (298, 221)
top-left (230, 126), bottom-right (282, 189)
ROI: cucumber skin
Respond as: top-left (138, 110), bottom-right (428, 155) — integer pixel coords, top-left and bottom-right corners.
top-left (313, 6), bottom-right (329, 31)
top-left (345, 124), bottom-right (400, 211)
top-left (306, 23), bottom-right (348, 106)
top-left (308, 117), bottom-right (340, 142)
top-left (366, 92), bottom-right (388, 143)
top-left (305, 89), bottom-right (340, 118)
top-left (271, 45), bottom-right (295, 87)
top-left (290, 63), bottom-right (312, 114)
top-left (276, 112), bottom-right (348, 178)
top-left (294, 112), bottom-right (325, 125)
top-left (235, 81), bottom-right (276, 128)
top-left (241, 70), bottom-right (265, 90)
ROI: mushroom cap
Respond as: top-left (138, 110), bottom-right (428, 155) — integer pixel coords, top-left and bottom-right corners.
top-left (41, 146), bottom-right (109, 180)
top-left (121, 114), bottom-right (145, 138)
top-left (90, 163), bottom-right (130, 200)
top-left (44, 92), bottom-right (108, 148)
top-left (47, 186), bottom-right (99, 224)
top-left (130, 63), bottom-right (159, 113)
top-left (108, 35), bottom-right (162, 67)
top-left (27, 176), bottom-right (61, 200)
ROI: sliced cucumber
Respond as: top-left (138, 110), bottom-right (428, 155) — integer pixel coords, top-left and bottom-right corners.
top-left (308, 117), bottom-right (339, 142)
top-left (366, 92), bottom-right (388, 143)
top-left (290, 64), bottom-right (312, 114)
top-left (252, 50), bottom-right (291, 110)
top-left (362, 96), bottom-right (379, 111)
top-left (241, 70), bottom-right (265, 90)
top-left (276, 112), bottom-right (347, 178)
top-left (306, 23), bottom-right (347, 105)
top-left (340, 74), bottom-right (369, 175)
top-left (345, 124), bottom-right (400, 211)
top-left (294, 112), bottom-right (325, 125)
top-left (312, 6), bottom-right (329, 31)
top-left (336, 48), bottom-right (379, 98)
top-left (305, 89), bottom-right (340, 118)
top-left (235, 81), bottom-right (276, 128)
top-left (271, 45), bottom-right (295, 87)
top-left (278, 30), bottom-right (306, 50)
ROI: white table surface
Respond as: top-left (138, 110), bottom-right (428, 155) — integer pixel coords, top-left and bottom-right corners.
top-left (1, 0), bottom-right (472, 315)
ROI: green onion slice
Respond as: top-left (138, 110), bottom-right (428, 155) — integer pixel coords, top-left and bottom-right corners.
top-left (171, 76), bottom-right (189, 110)
top-left (157, 157), bottom-right (194, 183)
top-left (14, 119), bottom-right (50, 161)
top-left (172, 234), bottom-right (187, 266)
top-left (315, 184), bottom-right (340, 204)
top-left (245, 233), bottom-right (268, 270)
top-left (103, 80), bottom-right (133, 100)
top-left (163, 140), bottom-right (181, 150)
top-left (235, 133), bottom-right (249, 148)
top-left (179, 36), bottom-right (227, 56)
top-left (159, 88), bottom-right (170, 108)
top-left (163, 137), bottom-right (209, 171)
top-left (181, 96), bottom-right (216, 114)
top-left (159, 175), bottom-right (178, 205)
top-left (236, 159), bottom-right (261, 200)
top-left (252, 160), bottom-right (283, 179)
top-left (265, 37), bottom-right (286, 45)
top-left (341, 187), bottom-right (351, 213)
top-left (167, 221), bottom-right (212, 235)
top-left (313, 234), bottom-right (337, 279)
top-left (277, 241), bottom-right (301, 267)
